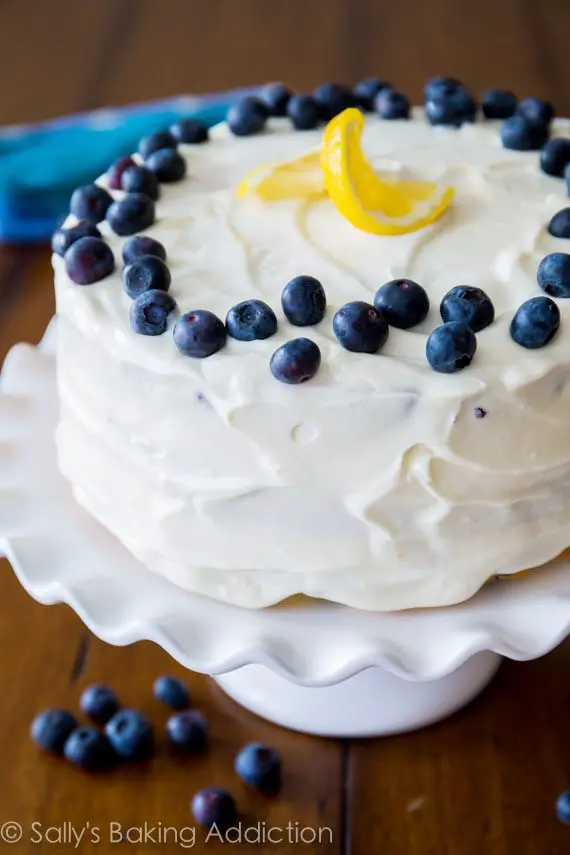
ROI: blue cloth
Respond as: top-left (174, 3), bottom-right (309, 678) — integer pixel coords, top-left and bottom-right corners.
top-left (0, 89), bottom-right (253, 242)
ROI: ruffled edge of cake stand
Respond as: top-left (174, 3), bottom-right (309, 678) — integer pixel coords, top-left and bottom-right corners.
top-left (1, 326), bottom-right (570, 687)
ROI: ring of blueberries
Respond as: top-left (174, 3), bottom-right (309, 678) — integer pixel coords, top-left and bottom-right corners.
top-left (52, 78), bottom-right (570, 381)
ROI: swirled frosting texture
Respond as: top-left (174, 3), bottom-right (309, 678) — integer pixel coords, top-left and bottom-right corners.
top-left (53, 112), bottom-right (570, 609)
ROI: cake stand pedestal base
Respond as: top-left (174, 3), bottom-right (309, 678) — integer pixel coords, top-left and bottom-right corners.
top-left (214, 651), bottom-right (502, 737)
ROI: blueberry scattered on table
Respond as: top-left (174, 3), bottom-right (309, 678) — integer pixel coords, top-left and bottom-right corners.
top-left (121, 165), bottom-right (160, 200)
top-left (51, 221), bottom-right (101, 257)
top-left (286, 94), bottom-right (321, 131)
top-left (500, 115), bottom-right (549, 151)
top-left (353, 77), bottom-right (391, 111)
top-left (556, 790), bottom-right (570, 825)
top-left (123, 255), bottom-right (171, 298)
top-left (122, 235), bottom-right (166, 265)
top-left (226, 299), bottom-right (277, 341)
top-left (170, 117), bottom-right (209, 144)
top-left (173, 310), bottom-right (227, 358)
top-left (65, 236), bottom-right (115, 285)
top-left (540, 138), bottom-right (570, 177)
top-left (374, 88), bottom-right (410, 120)
top-left (63, 727), bottom-right (115, 772)
top-left (259, 82), bottom-right (294, 116)
top-left (138, 130), bottom-right (177, 159)
top-left (31, 709), bottom-right (77, 754)
top-left (227, 97), bottom-right (268, 137)
top-left (235, 743), bottom-right (282, 794)
top-left (548, 208), bottom-right (570, 239)
top-left (166, 711), bottom-right (208, 753)
top-left (516, 97), bottom-right (555, 126)
top-left (270, 338), bottom-right (321, 384)
top-left (537, 252), bottom-right (570, 298)
top-left (426, 322), bottom-right (477, 373)
top-left (106, 193), bottom-right (155, 236)
top-left (153, 675), bottom-right (191, 710)
top-left (333, 301), bottom-right (389, 353)
top-left (130, 290), bottom-right (177, 336)
top-left (313, 82), bottom-right (355, 120)
top-left (107, 155), bottom-right (136, 190)
top-left (440, 286), bottom-right (495, 332)
top-left (510, 296), bottom-right (560, 349)
top-left (374, 279), bottom-right (429, 329)
top-left (145, 148), bottom-right (187, 182)
top-left (105, 710), bottom-right (155, 762)
top-left (481, 89), bottom-right (518, 120)
top-left (281, 275), bottom-right (326, 326)
top-left (191, 788), bottom-right (238, 831)
top-left (70, 184), bottom-right (113, 224)
top-left (80, 684), bottom-right (120, 726)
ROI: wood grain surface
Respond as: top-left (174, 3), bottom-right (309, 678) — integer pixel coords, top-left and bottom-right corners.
top-left (2, 1), bottom-right (570, 852)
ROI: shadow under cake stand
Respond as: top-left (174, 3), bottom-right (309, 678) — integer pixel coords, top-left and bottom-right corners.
top-left (1, 330), bottom-right (570, 737)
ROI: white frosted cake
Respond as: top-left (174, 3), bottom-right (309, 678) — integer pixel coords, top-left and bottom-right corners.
top-left (52, 81), bottom-right (570, 610)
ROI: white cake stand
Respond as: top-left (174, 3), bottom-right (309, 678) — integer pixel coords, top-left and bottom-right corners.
top-left (2, 329), bottom-right (570, 737)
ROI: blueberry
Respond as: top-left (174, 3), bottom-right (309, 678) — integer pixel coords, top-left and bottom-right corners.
top-left (51, 221), bottom-right (101, 257)
top-left (426, 322), bottom-right (477, 373)
top-left (122, 235), bottom-right (166, 265)
top-left (105, 709), bottom-right (154, 762)
top-left (548, 208), bottom-right (570, 238)
top-left (374, 279), bottom-right (429, 329)
top-left (63, 727), bottom-right (115, 772)
top-left (374, 88), bottom-right (410, 120)
top-left (170, 118), bottom-right (209, 144)
top-left (540, 138), bottom-right (570, 177)
top-left (281, 275), bottom-right (326, 326)
top-left (173, 310), bottom-right (227, 358)
top-left (106, 193), bottom-right (155, 236)
top-left (31, 709), bottom-right (77, 754)
top-left (153, 675), bottom-right (190, 710)
top-left (145, 148), bottom-right (186, 182)
top-left (123, 255), bottom-right (171, 298)
top-left (227, 97), bottom-right (267, 136)
top-left (333, 301), bottom-right (389, 353)
top-left (107, 155), bottom-right (136, 190)
top-left (235, 742), bottom-right (282, 794)
top-left (516, 97), bottom-right (555, 125)
top-left (259, 82), bottom-right (294, 116)
top-left (481, 89), bottom-right (517, 120)
top-left (538, 252), bottom-right (570, 297)
top-left (425, 89), bottom-right (477, 127)
top-left (440, 286), bottom-right (495, 332)
top-left (287, 94), bottom-right (321, 130)
top-left (226, 299), bottom-right (277, 341)
top-left (138, 130), bottom-right (177, 159)
top-left (191, 788), bottom-right (237, 831)
top-left (270, 338), bottom-right (321, 384)
top-left (80, 684), bottom-right (119, 725)
top-left (500, 115), bottom-right (549, 151)
top-left (353, 77), bottom-right (391, 111)
top-left (166, 711), bottom-right (207, 753)
top-left (130, 290), bottom-right (177, 336)
top-left (65, 236), bottom-right (115, 285)
top-left (313, 82), bottom-right (355, 120)
top-left (121, 165), bottom-right (160, 200)
top-left (70, 184), bottom-right (113, 224)
top-left (556, 790), bottom-right (570, 825)
top-left (423, 76), bottom-right (463, 101)
top-left (510, 296), bottom-right (560, 349)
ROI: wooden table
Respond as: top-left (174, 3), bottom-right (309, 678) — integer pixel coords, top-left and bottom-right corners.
top-left (2, 1), bottom-right (570, 852)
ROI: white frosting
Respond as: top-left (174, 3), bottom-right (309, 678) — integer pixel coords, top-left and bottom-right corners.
top-left (53, 110), bottom-right (570, 610)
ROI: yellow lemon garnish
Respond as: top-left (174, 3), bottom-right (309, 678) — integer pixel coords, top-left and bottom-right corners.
top-left (320, 108), bottom-right (454, 235)
top-left (236, 149), bottom-right (325, 201)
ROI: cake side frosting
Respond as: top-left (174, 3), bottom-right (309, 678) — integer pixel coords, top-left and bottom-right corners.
top-left (53, 111), bottom-right (570, 609)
